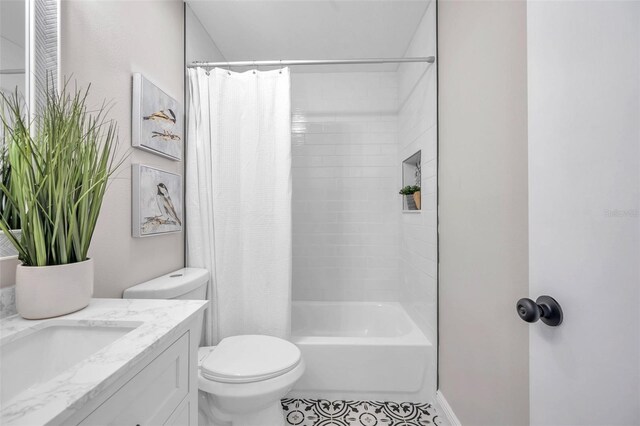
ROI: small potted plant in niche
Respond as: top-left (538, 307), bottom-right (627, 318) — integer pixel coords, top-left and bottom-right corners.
top-left (0, 83), bottom-right (124, 319)
top-left (399, 185), bottom-right (421, 210)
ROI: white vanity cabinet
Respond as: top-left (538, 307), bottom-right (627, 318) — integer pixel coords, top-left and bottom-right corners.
top-left (0, 299), bottom-right (206, 426)
top-left (78, 332), bottom-right (192, 426)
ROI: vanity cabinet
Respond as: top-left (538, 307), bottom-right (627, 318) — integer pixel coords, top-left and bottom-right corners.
top-left (79, 332), bottom-right (191, 426)
top-left (0, 299), bottom-right (206, 426)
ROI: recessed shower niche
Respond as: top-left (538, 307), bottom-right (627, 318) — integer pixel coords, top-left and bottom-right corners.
top-left (401, 150), bottom-right (421, 211)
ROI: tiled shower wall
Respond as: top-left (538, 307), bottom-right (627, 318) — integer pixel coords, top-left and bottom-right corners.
top-left (398, 2), bottom-right (438, 345)
top-left (289, 2), bottom-right (437, 352)
top-left (291, 72), bottom-right (400, 301)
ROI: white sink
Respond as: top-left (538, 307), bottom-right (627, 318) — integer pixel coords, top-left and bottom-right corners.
top-left (0, 321), bottom-right (140, 404)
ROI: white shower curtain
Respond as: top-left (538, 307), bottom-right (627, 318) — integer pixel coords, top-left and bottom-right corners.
top-left (186, 67), bottom-right (292, 345)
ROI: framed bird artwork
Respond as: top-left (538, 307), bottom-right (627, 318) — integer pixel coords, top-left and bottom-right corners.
top-left (132, 164), bottom-right (183, 237)
top-left (132, 73), bottom-right (183, 160)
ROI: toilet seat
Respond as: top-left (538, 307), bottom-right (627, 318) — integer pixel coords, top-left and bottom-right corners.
top-left (200, 335), bottom-right (301, 384)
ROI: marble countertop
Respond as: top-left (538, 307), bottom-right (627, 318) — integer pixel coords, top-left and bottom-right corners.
top-left (0, 298), bottom-right (207, 426)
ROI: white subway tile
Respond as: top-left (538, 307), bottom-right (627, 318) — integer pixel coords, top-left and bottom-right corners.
top-left (291, 68), bottom-right (435, 306)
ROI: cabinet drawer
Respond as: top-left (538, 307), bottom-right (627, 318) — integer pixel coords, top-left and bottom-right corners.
top-left (79, 332), bottom-right (189, 426)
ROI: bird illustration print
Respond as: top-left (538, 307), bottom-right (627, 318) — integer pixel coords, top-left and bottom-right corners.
top-left (151, 130), bottom-right (181, 141)
top-left (143, 109), bottom-right (176, 124)
top-left (156, 183), bottom-right (182, 226)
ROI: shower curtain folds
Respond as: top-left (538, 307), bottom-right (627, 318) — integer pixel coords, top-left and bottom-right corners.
top-left (186, 67), bottom-right (292, 345)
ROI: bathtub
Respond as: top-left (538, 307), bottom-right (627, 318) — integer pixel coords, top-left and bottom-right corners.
top-left (289, 301), bottom-right (434, 401)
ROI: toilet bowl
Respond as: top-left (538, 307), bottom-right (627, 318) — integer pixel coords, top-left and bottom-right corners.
top-left (123, 268), bottom-right (304, 426)
top-left (197, 335), bottom-right (305, 426)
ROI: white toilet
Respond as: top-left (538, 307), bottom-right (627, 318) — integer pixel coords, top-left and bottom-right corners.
top-left (123, 268), bottom-right (305, 426)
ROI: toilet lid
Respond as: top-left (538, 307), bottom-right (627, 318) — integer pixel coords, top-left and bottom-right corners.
top-left (201, 335), bottom-right (301, 384)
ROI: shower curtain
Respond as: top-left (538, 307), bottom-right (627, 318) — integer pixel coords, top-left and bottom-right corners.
top-left (186, 67), bottom-right (292, 345)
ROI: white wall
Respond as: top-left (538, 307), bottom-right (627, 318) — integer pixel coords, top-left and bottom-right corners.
top-left (60, 0), bottom-right (185, 297)
top-left (528, 2), bottom-right (640, 424)
top-left (438, 1), bottom-right (530, 424)
top-left (291, 72), bottom-right (400, 301)
top-left (397, 0), bottom-right (438, 350)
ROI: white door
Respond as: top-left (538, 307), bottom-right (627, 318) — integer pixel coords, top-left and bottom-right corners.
top-left (527, 1), bottom-right (639, 425)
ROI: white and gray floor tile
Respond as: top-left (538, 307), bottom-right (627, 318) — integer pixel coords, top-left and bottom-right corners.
top-left (281, 399), bottom-right (445, 426)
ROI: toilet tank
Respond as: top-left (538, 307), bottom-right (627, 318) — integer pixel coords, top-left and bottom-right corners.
top-left (123, 268), bottom-right (209, 300)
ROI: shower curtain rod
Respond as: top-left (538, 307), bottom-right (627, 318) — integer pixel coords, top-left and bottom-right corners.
top-left (188, 56), bottom-right (435, 69)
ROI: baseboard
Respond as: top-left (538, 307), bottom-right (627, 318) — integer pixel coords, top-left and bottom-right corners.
top-left (436, 390), bottom-right (462, 426)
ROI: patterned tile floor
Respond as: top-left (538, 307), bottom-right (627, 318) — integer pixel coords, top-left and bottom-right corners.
top-left (281, 399), bottom-right (445, 426)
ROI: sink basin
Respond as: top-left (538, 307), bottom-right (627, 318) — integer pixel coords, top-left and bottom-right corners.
top-left (0, 321), bottom-right (140, 404)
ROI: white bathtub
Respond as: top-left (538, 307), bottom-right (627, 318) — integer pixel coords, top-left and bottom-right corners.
top-left (289, 301), bottom-right (434, 401)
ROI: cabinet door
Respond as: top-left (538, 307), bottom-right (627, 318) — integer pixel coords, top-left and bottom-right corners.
top-left (79, 332), bottom-right (189, 426)
top-left (164, 398), bottom-right (191, 426)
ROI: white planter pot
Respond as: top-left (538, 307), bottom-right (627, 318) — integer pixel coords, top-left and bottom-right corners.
top-left (0, 230), bottom-right (22, 258)
top-left (16, 259), bottom-right (93, 319)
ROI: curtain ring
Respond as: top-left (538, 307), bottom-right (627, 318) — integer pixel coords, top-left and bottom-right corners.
top-left (226, 62), bottom-right (231, 76)
top-left (279, 60), bottom-right (282, 74)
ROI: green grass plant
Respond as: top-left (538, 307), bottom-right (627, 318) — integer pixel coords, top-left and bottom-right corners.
top-left (0, 81), bottom-right (124, 266)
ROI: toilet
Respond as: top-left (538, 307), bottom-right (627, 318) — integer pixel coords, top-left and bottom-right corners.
top-left (123, 268), bottom-right (304, 426)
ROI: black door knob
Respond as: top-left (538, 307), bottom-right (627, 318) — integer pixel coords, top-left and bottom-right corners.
top-left (516, 295), bottom-right (563, 326)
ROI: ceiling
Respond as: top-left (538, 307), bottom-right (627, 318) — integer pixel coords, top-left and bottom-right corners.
top-left (187, 0), bottom-right (431, 72)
